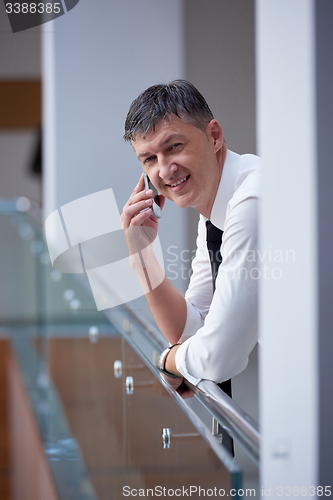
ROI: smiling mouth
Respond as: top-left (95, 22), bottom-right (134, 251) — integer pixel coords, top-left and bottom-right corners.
top-left (166, 175), bottom-right (190, 187)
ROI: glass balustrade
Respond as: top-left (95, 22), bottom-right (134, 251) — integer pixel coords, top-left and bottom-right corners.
top-left (0, 200), bottom-right (260, 500)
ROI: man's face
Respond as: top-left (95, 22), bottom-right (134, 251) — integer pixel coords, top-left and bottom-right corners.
top-left (132, 115), bottom-right (224, 217)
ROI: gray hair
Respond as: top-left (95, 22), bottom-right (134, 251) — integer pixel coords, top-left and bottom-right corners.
top-left (123, 80), bottom-right (214, 142)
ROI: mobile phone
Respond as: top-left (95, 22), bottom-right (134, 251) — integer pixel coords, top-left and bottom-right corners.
top-left (143, 173), bottom-right (162, 219)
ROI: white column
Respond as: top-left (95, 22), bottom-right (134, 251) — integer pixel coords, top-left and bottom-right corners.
top-left (256, 0), bottom-right (318, 490)
top-left (42, 21), bottom-right (56, 219)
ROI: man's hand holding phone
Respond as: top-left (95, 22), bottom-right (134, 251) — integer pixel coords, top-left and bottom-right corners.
top-left (142, 173), bottom-right (162, 219)
top-left (121, 173), bottom-right (164, 235)
top-left (120, 174), bottom-right (165, 290)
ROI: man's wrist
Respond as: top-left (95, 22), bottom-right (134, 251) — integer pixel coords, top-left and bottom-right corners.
top-left (158, 344), bottom-right (182, 378)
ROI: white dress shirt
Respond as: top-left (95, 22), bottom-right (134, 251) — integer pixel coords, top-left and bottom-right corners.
top-left (175, 149), bottom-right (261, 386)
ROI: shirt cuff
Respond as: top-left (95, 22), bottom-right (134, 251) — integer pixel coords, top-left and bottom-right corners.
top-left (175, 338), bottom-right (202, 386)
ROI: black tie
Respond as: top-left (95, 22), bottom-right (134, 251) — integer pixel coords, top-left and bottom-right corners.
top-left (205, 220), bottom-right (223, 292)
top-left (205, 220), bottom-right (232, 397)
top-left (206, 220), bottom-right (234, 454)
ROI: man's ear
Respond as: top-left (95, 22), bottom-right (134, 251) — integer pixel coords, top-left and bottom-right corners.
top-left (207, 119), bottom-right (223, 152)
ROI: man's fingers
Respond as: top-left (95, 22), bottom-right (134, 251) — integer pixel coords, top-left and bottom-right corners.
top-left (122, 176), bottom-right (143, 211)
top-left (124, 179), bottom-right (152, 210)
top-left (133, 173), bottom-right (145, 194)
top-left (122, 198), bottom-right (153, 225)
top-left (121, 206), bottom-right (155, 230)
top-left (121, 175), bottom-right (162, 230)
top-left (128, 208), bottom-right (154, 227)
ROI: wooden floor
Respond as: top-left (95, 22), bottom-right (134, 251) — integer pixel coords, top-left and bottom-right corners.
top-left (0, 340), bottom-right (11, 500)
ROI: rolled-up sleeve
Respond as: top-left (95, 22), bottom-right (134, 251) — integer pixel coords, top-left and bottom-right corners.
top-left (175, 193), bottom-right (259, 385)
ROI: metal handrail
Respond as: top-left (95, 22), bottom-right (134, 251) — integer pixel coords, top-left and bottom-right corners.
top-left (194, 380), bottom-right (260, 461)
top-left (105, 300), bottom-right (261, 463)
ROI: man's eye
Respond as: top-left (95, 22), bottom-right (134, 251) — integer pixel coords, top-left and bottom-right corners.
top-left (144, 156), bottom-right (154, 164)
top-left (171, 143), bottom-right (181, 149)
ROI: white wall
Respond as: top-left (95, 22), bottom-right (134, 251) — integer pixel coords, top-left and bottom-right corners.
top-left (184, 0), bottom-right (256, 155)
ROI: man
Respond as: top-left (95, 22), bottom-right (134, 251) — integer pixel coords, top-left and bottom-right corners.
top-left (121, 80), bottom-right (260, 394)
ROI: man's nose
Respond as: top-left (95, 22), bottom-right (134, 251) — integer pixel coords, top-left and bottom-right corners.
top-left (159, 156), bottom-right (178, 181)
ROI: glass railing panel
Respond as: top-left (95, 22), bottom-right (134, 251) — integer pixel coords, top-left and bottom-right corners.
top-left (121, 339), bottom-right (241, 496)
top-left (39, 332), bottom-right (240, 499)
top-left (47, 334), bottom-right (125, 499)
top-left (0, 211), bottom-right (40, 324)
top-left (1, 202), bottom-right (259, 500)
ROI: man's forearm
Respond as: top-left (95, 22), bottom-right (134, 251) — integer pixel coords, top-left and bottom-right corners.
top-left (145, 276), bottom-right (187, 345)
top-left (133, 249), bottom-right (187, 344)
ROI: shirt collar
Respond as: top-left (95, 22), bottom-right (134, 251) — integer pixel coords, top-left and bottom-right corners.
top-left (210, 149), bottom-right (241, 231)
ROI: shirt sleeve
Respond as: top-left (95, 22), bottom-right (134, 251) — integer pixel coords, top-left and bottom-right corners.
top-left (178, 215), bottom-right (214, 342)
top-left (175, 193), bottom-right (259, 386)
